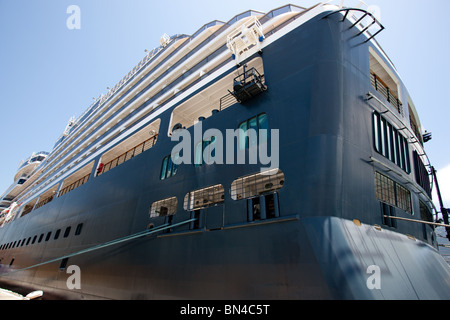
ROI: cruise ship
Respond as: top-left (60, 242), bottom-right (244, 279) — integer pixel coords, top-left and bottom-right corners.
top-left (0, 2), bottom-right (449, 300)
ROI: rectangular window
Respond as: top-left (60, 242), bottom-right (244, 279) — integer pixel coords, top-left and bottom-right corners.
top-left (231, 169), bottom-right (285, 200)
top-left (248, 116), bottom-right (258, 148)
top-left (396, 184), bottom-right (412, 213)
top-left (75, 223), bottom-right (84, 236)
top-left (54, 229), bottom-right (61, 240)
top-left (59, 258), bottom-right (69, 270)
top-left (160, 157), bottom-right (169, 179)
top-left (238, 121), bottom-right (248, 150)
top-left (375, 171), bottom-right (396, 207)
top-left (373, 113), bottom-right (380, 152)
top-left (413, 151), bottom-right (432, 198)
top-left (64, 226), bottom-right (71, 238)
top-left (150, 197), bottom-right (178, 218)
top-left (380, 117), bottom-right (386, 157)
top-left (372, 111), bottom-right (410, 173)
top-left (183, 184), bottom-right (224, 211)
top-left (238, 113), bottom-right (269, 150)
top-left (375, 171), bottom-right (412, 214)
top-left (194, 136), bottom-right (217, 167)
top-left (160, 154), bottom-right (179, 180)
top-left (195, 142), bottom-right (203, 167)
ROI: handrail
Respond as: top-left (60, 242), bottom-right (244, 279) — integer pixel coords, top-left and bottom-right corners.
top-left (370, 73), bottom-right (402, 113)
top-left (383, 215), bottom-right (450, 228)
top-left (97, 134), bottom-right (158, 176)
top-left (0, 218), bottom-right (196, 277)
top-left (58, 173), bottom-right (90, 197)
top-left (322, 7), bottom-right (384, 43)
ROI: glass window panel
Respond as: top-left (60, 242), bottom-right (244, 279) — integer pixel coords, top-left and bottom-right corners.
top-left (195, 142), bottom-right (203, 167)
top-left (183, 184), bottom-right (224, 211)
top-left (391, 128), bottom-right (398, 165)
top-left (210, 136), bottom-right (216, 159)
top-left (398, 134), bottom-right (406, 170)
top-left (150, 197), bottom-right (178, 218)
top-left (160, 156), bottom-right (168, 180)
top-left (258, 113), bottom-right (269, 145)
top-left (375, 171), bottom-right (395, 206)
top-left (231, 169), bottom-right (285, 200)
top-left (172, 153), bottom-right (179, 176)
top-left (373, 113), bottom-right (380, 152)
top-left (396, 184), bottom-right (412, 213)
top-left (380, 118), bottom-right (386, 157)
top-left (248, 116), bottom-right (258, 148)
top-left (166, 155), bottom-right (173, 178)
top-left (238, 121), bottom-right (248, 150)
top-left (386, 123), bottom-right (392, 161)
top-left (403, 137), bottom-right (410, 173)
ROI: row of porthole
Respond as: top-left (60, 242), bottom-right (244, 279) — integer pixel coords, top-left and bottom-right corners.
top-left (0, 223), bottom-right (84, 252)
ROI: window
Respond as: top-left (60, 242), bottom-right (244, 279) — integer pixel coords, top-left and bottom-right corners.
top-left (64, 227), bottom-right (71, 238)
top-left (238, 113), bottom-right (269, 150)
top-left (373, 111), bottom-right (410, 173)
top-left (375, 171), bottom-right (412, 214)
top-left (419, 201), bottom-right (433, 223)
top-left (160, 154), bottom-right (179, 179)
top-left (150, 197), bottom-right (178, 218)
top-left (194, 136), bottom-right (216, 167)
top-left (59, 258), bottom-right (69, 270)
top-left (183, 184), bottom-right (225, 211)
top-left (396, 184), bottom-right (412, 213)
top-left (413, 151), bottom-right (431, 198)
top-left (230, 168), bottom-right (285, 200)
top-left (381, 202), bottom-right (397, 228)
top-left (75, 223), bottom-right (83, 236)
top-left (374, 171), bottom-right (395, 206)
top-left (54, 229), bottom-right (61, 240)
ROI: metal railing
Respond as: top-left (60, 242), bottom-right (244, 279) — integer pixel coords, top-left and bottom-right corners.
top-left (59, 174), bottom-right (91, 197)
top-left (97, 134), bottom-right (158, 176)
top-left (219, 92), bottom-right (237, 110)
top-left (370, 73), bottom-right (402, 114)
top-left (34, 195), bottom-right (54, 210)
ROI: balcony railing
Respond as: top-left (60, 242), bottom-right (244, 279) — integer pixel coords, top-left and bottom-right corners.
top-left (370, 73), bottom-right (403, 115)
top-left (59, 173), bottom-right (90, 197)
top-left (34, 195), bottom-right (55, 210)
top-left (97, 134), bottom-right (158, 176)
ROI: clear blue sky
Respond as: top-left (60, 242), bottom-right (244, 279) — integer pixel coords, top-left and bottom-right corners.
top-left (0, 0), bottom-right (449, 209)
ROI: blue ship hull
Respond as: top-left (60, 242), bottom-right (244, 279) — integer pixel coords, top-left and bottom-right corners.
top-left (0, 9), bottom-right (449, 299)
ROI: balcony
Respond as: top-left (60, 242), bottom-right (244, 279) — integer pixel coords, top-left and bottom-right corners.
top-left (370, 72), bottom-right (403, 115)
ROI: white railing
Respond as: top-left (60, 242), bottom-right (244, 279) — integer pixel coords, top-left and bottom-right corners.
top-left (227, 16), bottom-right (264, 64)
top-left (71, 41), bottom-right (169, 136)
